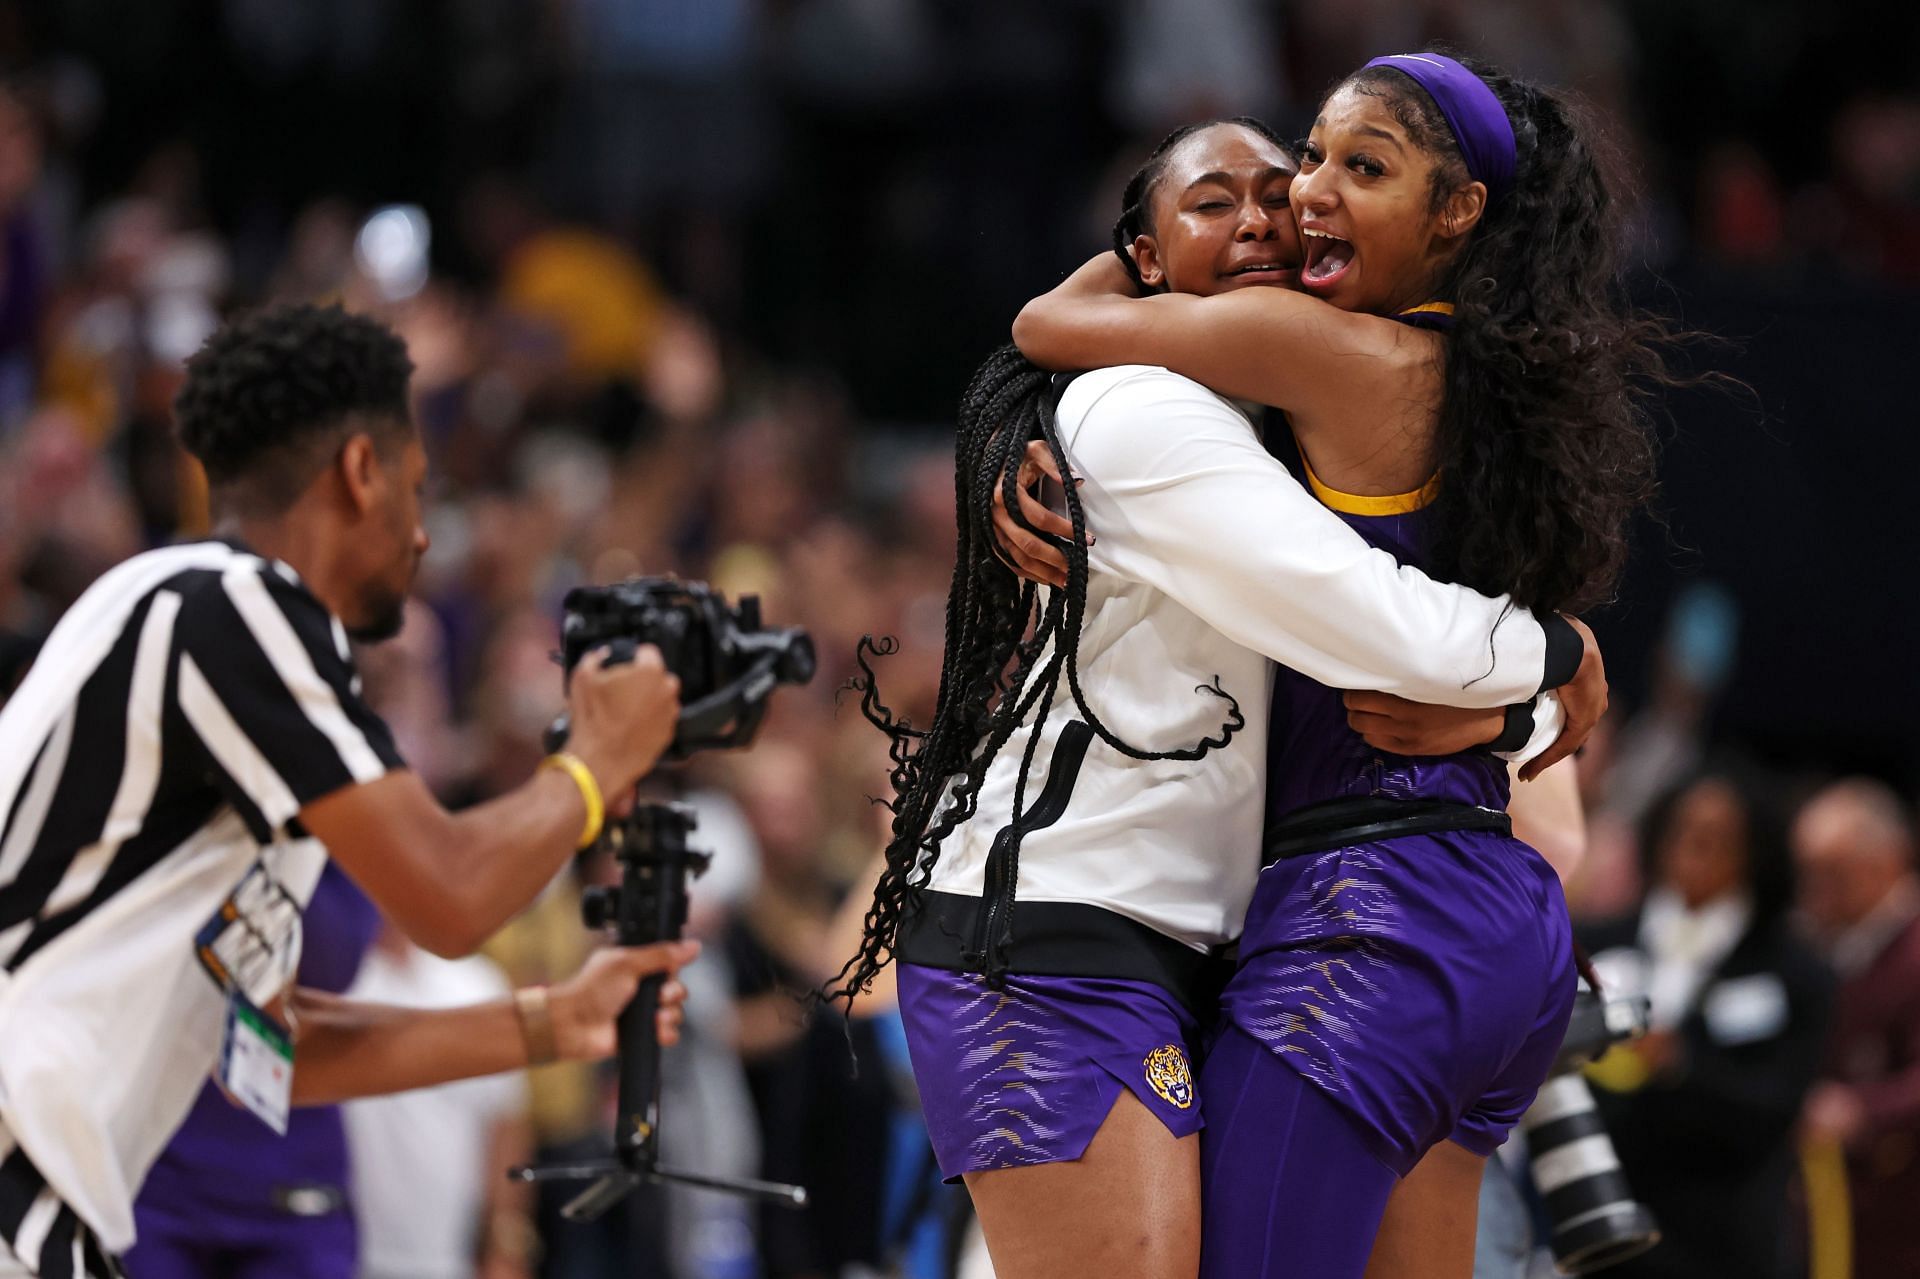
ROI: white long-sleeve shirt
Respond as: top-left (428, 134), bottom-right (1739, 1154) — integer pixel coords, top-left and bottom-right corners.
top-left (926, 365), bottom-right (1565, 950)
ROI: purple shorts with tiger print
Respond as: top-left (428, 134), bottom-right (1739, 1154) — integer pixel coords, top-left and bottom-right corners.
top-left (1219, 827), bottom-right (1577, 1176)
top-left (896, 963), bottom-right (1207, 1179)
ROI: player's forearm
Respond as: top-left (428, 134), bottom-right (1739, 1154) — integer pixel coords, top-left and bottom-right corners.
top-left (312, 768), bottom-right (591, 958)
top-left (1013, 255), bottom-right (1155, 371)
top-left (289, 989), bottom-right (528, 1105)
top-left (1160, 533), bottom-right (1559, 706)
top-left (428, 769), bottom-right (595, 954)
top-left (1074, 387), bottom-right (1575, 705)
top-left (1017, 264), bottom-right (1377, 413)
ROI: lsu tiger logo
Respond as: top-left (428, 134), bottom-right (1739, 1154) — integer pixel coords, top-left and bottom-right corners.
top-left (1143, 1044), bottom-right (1194, 1110)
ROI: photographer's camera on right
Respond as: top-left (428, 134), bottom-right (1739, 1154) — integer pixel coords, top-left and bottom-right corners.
top-left (1516, 986), bottom-right (1660, 1275)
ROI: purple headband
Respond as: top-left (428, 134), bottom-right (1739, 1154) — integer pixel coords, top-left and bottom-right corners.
top-left (1362, 53), bottom-right (1515, 202)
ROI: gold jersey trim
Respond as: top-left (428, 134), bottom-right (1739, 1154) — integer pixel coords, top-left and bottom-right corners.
top-left (1301, 454), bottom-right (1440, 516)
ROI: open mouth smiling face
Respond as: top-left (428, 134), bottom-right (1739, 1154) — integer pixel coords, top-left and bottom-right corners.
top-left (1290, 83), bottom-right (1467, 315)
top-left (1301, 226), bottom-right (1355, 288)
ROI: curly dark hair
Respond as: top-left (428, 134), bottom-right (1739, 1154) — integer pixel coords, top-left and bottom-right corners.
top-left (1337, 53), bottom-right (1672, 614)
top-left (1110, 116), bottom-right (1295, 292)
top-left (826, 347), bottom-right (1241, 1003)
top-left (175, 303), bottom-right (415, 514)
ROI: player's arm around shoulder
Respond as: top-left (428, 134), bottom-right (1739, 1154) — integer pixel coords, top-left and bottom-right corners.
top-left (1015, 254), bottom-right (1418, 419)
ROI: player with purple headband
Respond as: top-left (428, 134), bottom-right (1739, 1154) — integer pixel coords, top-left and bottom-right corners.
top-left (1009, 50), bottom-right (1682, 1277)
top-left (832, 107), bottom-right (1610, 1279)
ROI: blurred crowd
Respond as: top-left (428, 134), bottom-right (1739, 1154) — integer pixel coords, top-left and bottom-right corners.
top-left (0, 1), bottom-right (1916, 1277)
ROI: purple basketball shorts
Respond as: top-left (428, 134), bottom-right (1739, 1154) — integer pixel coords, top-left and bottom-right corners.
top-left (896, 962), bottom-right (1207, 1179)
top-left (1219, 828), bottom-right (1578, 1176)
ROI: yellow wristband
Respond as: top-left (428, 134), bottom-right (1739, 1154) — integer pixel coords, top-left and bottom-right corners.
top-left (541, 752), bottom-right (604, 849)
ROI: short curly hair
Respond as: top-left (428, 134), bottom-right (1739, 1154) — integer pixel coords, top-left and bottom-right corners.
top-left (175, 303), bottom-right (415, 514)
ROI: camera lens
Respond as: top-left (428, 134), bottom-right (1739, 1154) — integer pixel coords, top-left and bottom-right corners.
top-left (1520, 1074), bottom-right (1660, 1274)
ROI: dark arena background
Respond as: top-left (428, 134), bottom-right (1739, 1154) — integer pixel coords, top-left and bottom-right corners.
top-left (0, 2), bottom-right (1915, 1278)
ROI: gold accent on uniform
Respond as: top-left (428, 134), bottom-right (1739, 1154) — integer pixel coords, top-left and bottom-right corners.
top-left (1300, 454), bottom-right (1441, 516)
top-left (1144, 1044), bottom-right (1195, 1110)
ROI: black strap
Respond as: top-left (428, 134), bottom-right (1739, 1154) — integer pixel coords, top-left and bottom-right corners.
top-left (969, 720), bottom-right (1095, 964)
top-left (1539, 615), bottom-right (1585, 693)
top-left (1488, 700), bottom-right (1538, 754)
top-left (902, 891), bottom-right (1229, 1018)
top-left (1264, 797), bottom-right (1511, 865)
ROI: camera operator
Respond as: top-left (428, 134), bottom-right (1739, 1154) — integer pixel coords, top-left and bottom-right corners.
top-left (0, 303), bottom-right (691, 1278)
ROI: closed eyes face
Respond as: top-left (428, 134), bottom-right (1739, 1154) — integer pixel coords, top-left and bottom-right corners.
top-left (1132, 124), bottom-right (1304, 298)
top-left (1289, 85), bottom-right (1476, 316)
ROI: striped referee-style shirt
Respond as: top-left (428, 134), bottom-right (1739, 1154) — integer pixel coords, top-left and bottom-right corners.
top-left (0, 539), bottom-right (401, 1263)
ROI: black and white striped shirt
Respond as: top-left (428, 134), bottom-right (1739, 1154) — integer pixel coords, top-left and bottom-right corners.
top-left (0, 539), bottom-right (401, 1259)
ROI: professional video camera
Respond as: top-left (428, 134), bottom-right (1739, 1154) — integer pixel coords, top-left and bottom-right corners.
top-left (516, 578), bottom-right (817, 1221)
top-left (555, 577), bottom-right (816, 760)
top-left (1517, 986), bottom-right (1660, 1274)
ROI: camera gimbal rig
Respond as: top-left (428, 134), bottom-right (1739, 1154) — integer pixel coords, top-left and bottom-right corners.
top-left (512, 801), bottom-right (808, 1220)
top-left (510, 578), bottom-right (816, 1221)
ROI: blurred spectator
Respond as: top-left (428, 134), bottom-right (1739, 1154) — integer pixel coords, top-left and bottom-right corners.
top-left (1108, 0), bottom-right (1284, 133)
top-left (1584, 766), bottom-right (1834, 1279)
top-left (1570, 584), bottom-right (1741, 922)
top-left (1793, 779), bottom-right (1920, 1279)
top-left (1699, 143), bottom-right (1790, 268)
top-left (0, 83), bottom-right (49, 429)
top-left (344, 923), bottom-right (537, 1279)
top-left (1793, 94), bottom-right (1920, 286)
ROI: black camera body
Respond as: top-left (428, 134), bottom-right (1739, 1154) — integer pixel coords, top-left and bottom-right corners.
top-left (558, 577), bottom-right (816, 761)
top-left (1550, 990), bottom-right (1652, 1077)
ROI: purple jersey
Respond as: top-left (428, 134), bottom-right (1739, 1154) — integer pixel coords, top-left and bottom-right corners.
top-left (1219, 375), bottom-right (1576, 1188)
top-left (1264, 436), bottom-right (1510, 821)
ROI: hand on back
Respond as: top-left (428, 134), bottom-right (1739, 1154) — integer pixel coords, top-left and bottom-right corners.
top-left (1344, 618), bottom-right (1607, 776)
top-left (1522, 618), bottom-right (1604, 781)
top-left (1341, 692), bottom-right (1506, 757)
top-left (990, 439), bottom-right (1076, 588)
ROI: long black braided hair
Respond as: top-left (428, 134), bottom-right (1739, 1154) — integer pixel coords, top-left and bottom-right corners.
top-left (827, 124), bottom-right (1293, 1003)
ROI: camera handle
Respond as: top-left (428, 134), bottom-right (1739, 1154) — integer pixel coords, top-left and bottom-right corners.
top-left (542, 651), bottom-right (782, 763)
top-left (667, 651), bottom-right (781, 759)
top-left (509, 800), bottom-right (809, 1220)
